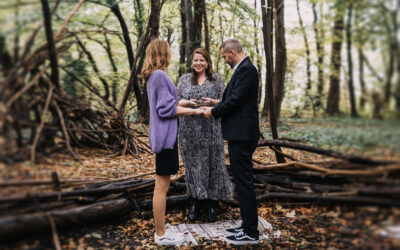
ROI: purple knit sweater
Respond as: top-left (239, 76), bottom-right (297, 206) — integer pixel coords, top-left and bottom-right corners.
top-left (147, 69), bottom-right (178, 153)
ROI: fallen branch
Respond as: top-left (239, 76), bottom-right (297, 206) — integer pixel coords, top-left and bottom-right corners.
top-left (253, 161), bottom-right (400, 176)
top-left (258, 139), bottom-right (398, 165)
top-left (0, 194), bottom-right (188, 242)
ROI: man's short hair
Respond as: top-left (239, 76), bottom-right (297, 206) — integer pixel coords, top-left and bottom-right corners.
top-left (220, 39), bottom-right (243, 53)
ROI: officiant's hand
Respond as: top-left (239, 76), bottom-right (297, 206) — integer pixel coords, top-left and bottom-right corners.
top-left (201, 97), bottom-right (220, 106)
top-left (178, 99), bottom-right (197, 107)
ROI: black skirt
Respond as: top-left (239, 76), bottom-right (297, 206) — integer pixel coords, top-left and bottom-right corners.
top-left (155, 141), bottom-right (179, 176)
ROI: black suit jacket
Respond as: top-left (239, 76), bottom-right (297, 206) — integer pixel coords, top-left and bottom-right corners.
top-left (212, 57), bottom-right (260, 141)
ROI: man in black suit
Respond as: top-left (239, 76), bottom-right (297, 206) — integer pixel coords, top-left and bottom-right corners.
top-left (203, 39), bottom-right (259, 245)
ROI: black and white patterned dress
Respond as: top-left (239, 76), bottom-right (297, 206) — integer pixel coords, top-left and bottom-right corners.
top-left (177, 73), bottom-right (233, 201)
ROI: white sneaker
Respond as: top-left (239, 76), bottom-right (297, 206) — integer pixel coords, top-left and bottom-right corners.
top-left (154, 229), bottom-right (185, 246)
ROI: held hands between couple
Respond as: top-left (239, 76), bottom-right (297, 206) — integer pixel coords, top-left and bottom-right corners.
top-left (196, 106), bottom-right (213, 119)
top-left (178, 98), bottom-right (214, 119)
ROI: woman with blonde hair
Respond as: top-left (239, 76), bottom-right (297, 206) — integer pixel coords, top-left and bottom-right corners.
top-left (141, 39), bottom-right (203, 246)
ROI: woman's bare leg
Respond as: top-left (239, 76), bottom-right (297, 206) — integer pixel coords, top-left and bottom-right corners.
top-left (153, 175), bottom-right (171, 236)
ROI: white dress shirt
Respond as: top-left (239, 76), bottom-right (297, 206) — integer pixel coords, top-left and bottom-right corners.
top-left (233, 57), bottom-right (247, 72)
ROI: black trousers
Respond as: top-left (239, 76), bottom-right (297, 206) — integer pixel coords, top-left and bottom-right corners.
top-left (228, 141), bottom-right (258, 237)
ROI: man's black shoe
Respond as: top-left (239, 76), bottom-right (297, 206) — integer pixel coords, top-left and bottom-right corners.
top-left (224, 225), bottom-right (243, 236)
top-left (224, 231), bottom-right (259, 245)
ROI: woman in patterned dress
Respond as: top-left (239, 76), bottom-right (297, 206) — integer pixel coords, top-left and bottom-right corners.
top-left (177, 48), bottom-right (233, 222)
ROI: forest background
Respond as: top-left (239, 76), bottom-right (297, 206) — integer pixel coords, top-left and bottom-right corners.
top-left (0, 0), bottom-right (400, 248)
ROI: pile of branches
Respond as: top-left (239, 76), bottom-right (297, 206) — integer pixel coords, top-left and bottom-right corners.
top-left (250, 139), bottom-right (400, 206)
top-left (0, 0), bottom-right (150, 164)
top-left (0, 139), bottom-right (399, 242)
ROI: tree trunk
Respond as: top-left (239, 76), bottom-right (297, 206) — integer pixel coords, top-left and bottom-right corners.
top-left (384, 44), bottom-right (395, 105)
top-left (326, 1), bottom-right (345, 115)
top-left (312, 1), bottom-right (325, 109)
top-left (201, 0), bottom-right (210, 53)
top-left (381, 2), bottom-right (397, 105)
top-left (261, 0), bottom-right (274, 117)
top-left (192, 0), bottom-right (202, 50)
top-left (272, 0), bottom-right (286, 123)
top-left (149, 0), bottom-right (161, 40)
top-left (119, 0), bottom-right (161, 119)
top-left (137, 0), bottom-right (161, 123)
top-left (76, 37), bottom-right (110, 101)
top-left (358, 48), bottom-right (367, 109)
top-left (0, 35), bottom-right (13, 77)
top-left (346, 2), bottom-right (357, 117)
top-left (178, 0), bottom-right (187, 76)
top-left (254, 0), bottom-right (262, 105)
top-left (296, 0), bottom-right (311, 90)
top-left (110, 1), bottom-right (133, 69)
top-left (13, 0), bottom-right (20, 62)
top-left (261, 0), bottom-right (285, 164)
top-left (355, 7), bottom-right (366, 110)
top-left (103, 34), bottom-right (118, 103)
top-left (40, 0), bottom-right (60, 89)
top-left (184, 0), bottom-right (193, 69)
top-left (110, 0), bottom-right (142, 108)
top-left (392, 1), bottom-right (400, 115)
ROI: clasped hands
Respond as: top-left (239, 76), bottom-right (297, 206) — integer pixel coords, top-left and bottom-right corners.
top-left (179, 97), bottom-right (215, 119)
top-left (196, 106), bottom-right (213, 119)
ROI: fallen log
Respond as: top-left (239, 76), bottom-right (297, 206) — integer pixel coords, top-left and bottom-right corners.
top-left (258, 139), bottom-right (398, 165)
top-left (253, 162), bottom-right (400, 176)
top-left (0, 194), bottom-right (188, 242)
top-left (255, 192), bottom-right (400, 207)
top-left (0, 198), bottom-right (130, 242)
top-left (0, 179), bottom-right (154, 203)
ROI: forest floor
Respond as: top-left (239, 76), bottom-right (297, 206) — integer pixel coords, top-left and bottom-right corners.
top-left (1, 117), bottom-right (400, 249)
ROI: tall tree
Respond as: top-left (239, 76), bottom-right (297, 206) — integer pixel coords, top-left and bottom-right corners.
top-left (191, 0), bottom-right (202, 50)
top-left (0, 36), bottom-right (13, 77)
top-left (201, 0), bottom-right (210, 53)
top-left (346, 2), bottom-right (357, 117)
top-left (354, 4), bottom-right (367, 110)
top-left (119, 0), bottom-right (161, 119)
top-left (261, 0), bottom-right (285, 164)
top-left (184, 0), bottom-right (193, 69)
top-left (137, 0), bottom-right (161, 122)
top-left (312, 1), bottom-right (325, 109)
top-left (41, 0), bottom-right (60, 89)
top-left (261, 0), bottom-right (274, 116)
top-left (86, 31), bottom-right (119, 102)
top-left (76, 37), bottom-right (110, 101)
top-left (296, 0), bottom-right (311, 90)
top-left (326, 0), bottom-right (345, 115)
top-left (179, 0), bottom-right (187, 76)
top-left (149, 0), bottom-right (161, 39)
top-left (394, 1), bottom-right (400, 114)
top-left (13, 0), bottom-right (20, 62)
top-left (380, 2), bottom-right (396, 105)
top-left (272, 0), bottom-right (287, 123)
top-left (133, 0), bottom-right (144, 37)
top-left (253, 0), bottom-right (262, 104)
top-left (109, 0), bottom-right (134, 69)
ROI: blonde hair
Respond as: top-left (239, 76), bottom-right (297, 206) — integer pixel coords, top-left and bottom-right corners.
top-left (141, 39), bottom-right (171, 84)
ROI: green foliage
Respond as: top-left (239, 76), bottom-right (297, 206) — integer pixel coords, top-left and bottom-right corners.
top-left (262, 117), bottom-right (400, 156)
top-left (62, 55), bottom-right (90, 98)
top-left (1, 0), bottom-right (397, 119)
